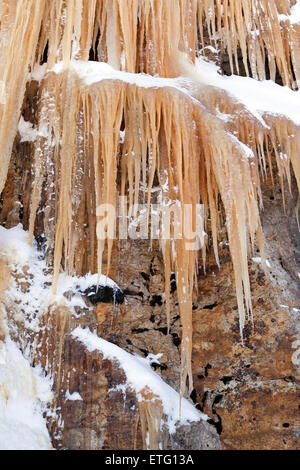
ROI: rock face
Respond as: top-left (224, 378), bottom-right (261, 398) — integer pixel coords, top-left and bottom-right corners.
top-left (0, 125), bottom-right (300, 449)
top-left (42, 333), bottom-right (219, 450)
top-left (0, 159), bottom-right (220, 450)
top-left (191, 174), bottom-right (300, 450)
top-left (0, 242), bottom-right (220, 450)
top-left (1, 175), bottom-right (299, 451)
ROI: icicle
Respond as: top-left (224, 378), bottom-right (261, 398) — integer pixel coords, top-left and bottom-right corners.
top-left (0, 0), bottom-right (45, 193)
top-left (199, 0), bottom-right (300, 87)
top-left (138, 387), bottom-right (163, 450)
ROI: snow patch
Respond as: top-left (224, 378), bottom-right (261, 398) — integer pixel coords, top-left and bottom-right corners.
top-left (0, 224), bottom-right (32, 265)
top-left (18, 116), bottom-right (37, 143)
top-left (252, 257), bottom-right (271, 268)
top-left (18, 115), bottom-right (49, 143)
top-left (279, 1), bottom-right (300, 24)
top-left (0, 336), bottom-right (53, 450)
top-left (52, 60), bottom-right (184, 91)
top-left (0, 225), bottom-right (121, 326)
top-left (65, 390), bottom-right (83, 401)
top-left (31, 63), bottom-right (48, 82)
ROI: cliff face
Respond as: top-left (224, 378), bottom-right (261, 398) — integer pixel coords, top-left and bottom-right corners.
top-left (191, 181), bottom-right (300, 450)
top-left (1, 134), bottom-right (299, 449)
top-left (0, 0), bottom-right (300, 450)
top-left (0, 146), bottom-right (221, 449)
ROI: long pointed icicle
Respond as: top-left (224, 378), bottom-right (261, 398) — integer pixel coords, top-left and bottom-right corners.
top-left (0, 0), bottom-right (46, 193)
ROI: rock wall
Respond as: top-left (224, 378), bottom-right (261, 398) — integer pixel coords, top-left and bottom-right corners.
top-left (1, 129), bottom-right (299, 449)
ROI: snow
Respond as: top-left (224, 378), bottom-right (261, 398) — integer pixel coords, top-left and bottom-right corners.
top-left (0, 224), bottom-right (121, 325)
top-left (71, 326), bottom-right (207, 434)
top-left (0, 336), bottom-right (53, 450)
top-left (58, 271), bottom-right (118, 294)
top-left (194, 58), bottom-right (300, 126)
top-left (279, 1), bottom-right (300, 24)
top-left (252, 257), bottom-right (271, 268)
top-left (18, 116), bottom-right (37, 143)
top-left (52, 59), bottom-right (187, 91)
top-left (290, 1), bottom-right (300, 23)
top-left (0, 223), bottom-right (32, 265)
top-left (54, 272), bottom-right (121, 312)
top-left (50, 57), bottom-right (300, 129)
top-left (18, 115), bottom-right (49, 143)
top-left (66, 390), bottom-right (83, 401)
top-left (30, 63), bottom-right (48, 82)
top-left (0, 224), bottom-right (126, 449)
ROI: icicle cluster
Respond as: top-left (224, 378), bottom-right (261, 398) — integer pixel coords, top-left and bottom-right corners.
top-left (138, 388), bottom-right (163, 450)
top-left (1, 0), bottom-right (300, 399)
top-left (199, 0), bottom-right (300, 87)
top-left (26, 68), bottom-right (300, 396)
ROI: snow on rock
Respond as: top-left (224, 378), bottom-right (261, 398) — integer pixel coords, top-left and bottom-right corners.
top-left (65, 390), bottom-right (83, 401)
top-left (56, 271), bottom-right (121, 307)
top-left (0, 336), bottom-right (53, 450)
top-left (0, 225), bottom-right (124, 448)
top-left (0, 224), bottom-right (122, 324)
top-left (52, 59), bottom-right (186, 91)
top-left (18, 115), bottom-right (38, 143)
top-left (30, 63), bottom-right (48, 82)
top-left (290, 0), bottom-right (300, 23)
top-left (279, 1), bottom-right (300, 24)
top-left (71, 326), bottom-right (208, 434)
top-left (0, 224), bottom-right (54, 332)
top-left (47, 56), bottom-right (300, 171)
top-left (53, 271), bottom-right (124, 311)
top-left (18, 115), bottom-right (49, 143)
top-left (0, 223), bottom-right (32, 265)
top-left (252, 257), bottom-right (271, 268)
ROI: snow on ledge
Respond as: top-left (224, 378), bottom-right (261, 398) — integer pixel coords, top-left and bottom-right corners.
top-left (52, 60), bottom-right (185, 91)
top-left (194, 58), bottom-right (300, 126)
top-left (71, 326), bottom-right (207, 434)
top-left (49, 58), bottom-right (300, 128)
